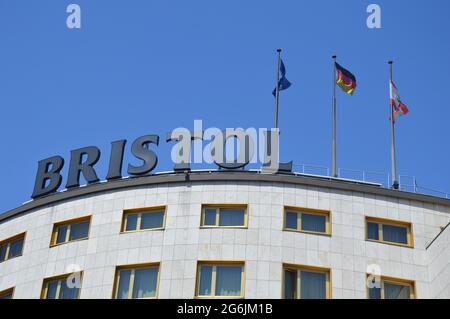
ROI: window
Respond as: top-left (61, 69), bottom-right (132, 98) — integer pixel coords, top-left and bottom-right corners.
top-left (121, 207), bottom-right (166, 233)
top-left (283, 264), bottom-right (331, 299)
top-left (283, 207), bottom-right (331, 235)
top-left (50, 216), bottom-right (91, 246)
top-left (201, 205), bottom-right (247, 228)
top-left (367, 275), bottom-right (415, 299)
top-left (0, 288), bottom-right (14, 299)
top-left (113, 264), bottom-right (160, 299)
top-left (195, 262), bottom-right (244, 298)
top-left (41, 273), bottom-right (83, 299)
top-left (0, 233), bottom-right (25, 263)
top-left (365, 217), bottom-right (413, 247)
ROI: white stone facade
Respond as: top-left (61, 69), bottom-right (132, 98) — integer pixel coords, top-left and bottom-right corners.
top-left (0, 180), bottom-right (449, 299)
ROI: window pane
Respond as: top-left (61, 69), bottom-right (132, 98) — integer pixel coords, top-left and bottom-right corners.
top-left (367, 276), bottom-right (381, 299)
top-left (382, 224), bottom-right (408, 244)
top-left (384, 282), bottom-right (411, 299)
top-left (69, 220), bottom-right (90, 241)
top-left (140, 212), bottom-right (164, 230)
top-left (368, 287), bottom-right (381, 299)
top-left (45, 281), bottom-right (59, 299)
top-left (285, 212), bottom-right (298, 229)
top-left (125, 214), bottom-right (139, 231)
top-left (8, 238), bottom-right (24, 259)
top-left (56, 225), bottom-right (68, 244)
top-left (59, 278), bottom-right (80, 299)
top-left (0, 292), bottom-right (13, 300)
top-left (198, 265), bottom-right (213, 295)
top-left (301, 213), bottom-right (326, 233)
top-left (219, 208), bottom-right (245, 226)
top-left (203, 209), bottom-right (217, 226)
top-left (0, 244), bottom-right (7, 262)
top-left (284, 270), bottom-right (297, 299)
top-left (215, 266), bottom-right (242, 296)
top-left (367, 222), bottom-right (379, 240)
top-left (116, 270), bottom-right (131, 299)
top-left (300, 271), bottom-right (326, 299)
top-left (132, 268), bottom-right (158, 298)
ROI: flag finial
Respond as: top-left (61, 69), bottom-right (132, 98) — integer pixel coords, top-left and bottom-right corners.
top-left (277, 48), bottom-right (281, 52)
top-left (388, 60), bottom-right (393, 65)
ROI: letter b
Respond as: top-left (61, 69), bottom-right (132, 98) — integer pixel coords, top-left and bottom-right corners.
top-left (31, 156), bottom-right (65, 199)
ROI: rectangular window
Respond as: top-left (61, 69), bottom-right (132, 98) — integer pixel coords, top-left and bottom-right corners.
top-left (0, 288), bottom-right (14, 300)
top-left (283, 207), bottom-right (331, 235)
top-left (201, 205), bottom-right (247, 228)
top-left (121, 207), bottom-right (166, 233)
top-left (41, 273), bottom-right (83, 299)
top-left (283, 264), bottom-right (331, 299)
top-left (113, 264), bottom-right (160, 299)
top-left (0, 233), bottom-right (25, 263)
top-left (195, 262), bottom-right (244, 298)
top-left (365, 217), bottom-right (413, 247)
top-left (367, 275), bottom-right (415, 299)
top-left (50, 216), bottom-right (91, 247)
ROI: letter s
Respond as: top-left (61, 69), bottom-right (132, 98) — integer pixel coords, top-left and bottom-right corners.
top-left (127, 135), bottom-right (159, 176)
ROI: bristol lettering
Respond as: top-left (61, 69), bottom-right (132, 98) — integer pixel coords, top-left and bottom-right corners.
top-left (31, 121), bottom-right (292, 199)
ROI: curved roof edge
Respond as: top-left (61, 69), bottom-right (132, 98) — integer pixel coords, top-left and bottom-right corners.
top-left (1, 170), bottom-right (449, 223)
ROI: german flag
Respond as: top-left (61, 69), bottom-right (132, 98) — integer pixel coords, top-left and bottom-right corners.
top-left (335, 62), bottom-right (357, 95)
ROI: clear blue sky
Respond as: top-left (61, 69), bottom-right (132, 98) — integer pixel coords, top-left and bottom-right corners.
top-left (0, 0), bottom-right (449, 213)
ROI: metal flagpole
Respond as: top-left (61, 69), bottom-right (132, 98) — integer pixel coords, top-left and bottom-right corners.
top-left (389, 61), bottom-right (399, 189)
top-left (332, 55), bottom-right (337, 177)
top-left (274, 49), bottom-right (281, 129)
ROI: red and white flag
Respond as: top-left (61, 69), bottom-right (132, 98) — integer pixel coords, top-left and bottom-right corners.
top-left (390, 80), bottom-right (409, 122)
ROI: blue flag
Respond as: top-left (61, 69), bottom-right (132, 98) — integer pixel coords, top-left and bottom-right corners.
top-left (272, 59), bottom-right (292, 96)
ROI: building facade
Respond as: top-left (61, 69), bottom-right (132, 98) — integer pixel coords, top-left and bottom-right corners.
top-left (0, 170), bottom-right (449, 299)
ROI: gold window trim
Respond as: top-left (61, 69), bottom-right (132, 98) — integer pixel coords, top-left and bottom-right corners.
top-left (194, 260), bottom-right (245, 299)
top-left (120, 206), bottom-right (167, 233)
top-left (0, 287), bottom-right (14, 299)
top-left (365, 216), bottom-right (414, 248)
top-left (366, 274), bottom-right (416, 299)
top-left (283, 206), bottom-right (332, 236)
top-left (0, 232), bottom-right (26, 263)
top-left (111, 262), bottom-right (161, 299)
top-left (200, 204), bottom-right (248, 229)
top-left (50, 215), bottom-right (92, 247)
top-left (41, 272), bottom-right (83, 299)
top-left (282, 263), bottom-right (332, 299)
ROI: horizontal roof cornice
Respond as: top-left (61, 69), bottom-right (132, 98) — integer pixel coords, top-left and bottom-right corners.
top-left (1, 170), bottom-right (449, 223)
